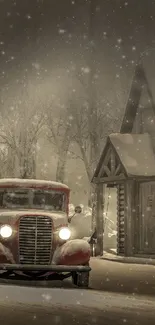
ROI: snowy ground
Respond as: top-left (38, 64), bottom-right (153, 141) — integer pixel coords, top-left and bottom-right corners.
top-left (0, 258), bottom-right (155, 324)
top-left (90, 257), bottom-right (155, 295)
top-left (0, 283), bottom-right (155, 325)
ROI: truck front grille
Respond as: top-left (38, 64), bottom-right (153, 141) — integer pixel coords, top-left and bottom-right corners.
top-left (19, 215), bottom-right (52, 265)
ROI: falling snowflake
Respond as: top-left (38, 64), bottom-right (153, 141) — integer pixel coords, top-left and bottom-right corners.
top-left (58, 29), bottom-right (66, 34)
top-left (76, 300), bottom-right (81, 305)
top-left (94, 74), bottom-right (99, 79)
top-left (81, 66), bottom-right (90, 74)
top-left (132, 46), bottom-right (136, 51)
top-left (26, 14), bottom-right (32, 19)
top-left (32, 62), bottom-right (40, 70)
top-left (115, 45), bottom-right (121, 50)
top-left (68, 115), bottom-right (74, 121)
top-left (96, 6), bottom-right (100, 12)
top-left (117, 38), bottom-right (122, 44)
top-left (83, 34), bottom-right (87, 39)
top-left (42, 293), bottom-right (52, 301)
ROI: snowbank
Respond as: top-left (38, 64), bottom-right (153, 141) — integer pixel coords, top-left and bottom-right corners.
top-left (68, 204), bottom-right (92, 239)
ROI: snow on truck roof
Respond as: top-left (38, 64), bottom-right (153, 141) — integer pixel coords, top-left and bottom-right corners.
top-left (0, 178), bottom-right (69, 190)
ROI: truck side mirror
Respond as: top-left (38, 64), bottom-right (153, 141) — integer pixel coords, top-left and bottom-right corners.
top-left (74, 206), bottom-right (82, 214)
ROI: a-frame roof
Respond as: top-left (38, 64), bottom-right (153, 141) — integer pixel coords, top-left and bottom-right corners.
top-left (120, 61), bottom-right (155, 133)
top-left (92, 133), bottom-right (155, 183)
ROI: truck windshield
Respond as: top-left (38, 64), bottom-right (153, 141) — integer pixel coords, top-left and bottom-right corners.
top-left (0, 188), bottom-right (65, 211)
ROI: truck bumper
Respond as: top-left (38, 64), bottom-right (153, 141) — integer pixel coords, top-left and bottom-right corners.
top-left (0, 264), bottom-right (91, 272)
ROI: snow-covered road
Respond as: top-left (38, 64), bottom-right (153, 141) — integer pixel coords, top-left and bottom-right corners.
top-left (1, 258), bottom-right (155, 324)
top-left (0, 284), bottom-right (155, 325)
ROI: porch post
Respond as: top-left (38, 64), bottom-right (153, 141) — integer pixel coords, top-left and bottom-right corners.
top-left (124, 180), bottom-right (136, 256)
top-left (96, 183), bottom-right (104, 256)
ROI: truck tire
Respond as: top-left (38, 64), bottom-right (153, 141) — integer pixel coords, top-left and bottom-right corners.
top-left (72, 270), bottom-right (89, 288)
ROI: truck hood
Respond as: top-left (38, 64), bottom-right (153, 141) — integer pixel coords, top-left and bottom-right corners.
top-left (0, 210), bottom-right (68, 229)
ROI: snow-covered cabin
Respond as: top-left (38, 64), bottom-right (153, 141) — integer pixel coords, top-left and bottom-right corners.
top-left (92, 60), bottom-right (155, 259)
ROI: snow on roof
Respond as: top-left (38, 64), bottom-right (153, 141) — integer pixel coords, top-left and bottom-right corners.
top-left (0, 178), bottom-right (69, 190)
top-left (109, 133), bottom-right (155, 177)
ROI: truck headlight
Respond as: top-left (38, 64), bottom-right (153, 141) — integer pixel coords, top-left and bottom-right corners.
top-left (0, 225), bottom-right (13, 238)
top-left (59, 227), bottom-right (71, 240)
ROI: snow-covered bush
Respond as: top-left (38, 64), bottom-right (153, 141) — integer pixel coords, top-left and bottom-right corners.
top-left (68, 203), bottom-right (92, 239)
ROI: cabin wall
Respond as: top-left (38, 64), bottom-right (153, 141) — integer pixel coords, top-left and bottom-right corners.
top-left (124, 180), bottom-right (136, 256)
top-left (132, 181), bottom-right (140, 255)
top-left (138, 181), bottom-right (155, 255)
top-left (117, 183), bottom-right (125, 255)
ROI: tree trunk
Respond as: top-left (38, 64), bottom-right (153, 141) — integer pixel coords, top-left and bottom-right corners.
top-left (19, 152), bottom-right (36, 179)
top-left (89, 183), bottom-right (97, 232)
top-left (88, 182), bottom-right (96, 207)
top-left (56, 151), bottom-right (67, 183)
top-left (56, 138), bottom-right (70, 183)
top-left (7, 147), bottom-right (15, 177)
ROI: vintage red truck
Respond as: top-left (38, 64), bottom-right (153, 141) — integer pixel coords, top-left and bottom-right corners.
top-left (0, 178), bottom-right (91, 287)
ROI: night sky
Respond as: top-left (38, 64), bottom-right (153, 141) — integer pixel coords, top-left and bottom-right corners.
top-left (0, 0), bottom-right (155, 110)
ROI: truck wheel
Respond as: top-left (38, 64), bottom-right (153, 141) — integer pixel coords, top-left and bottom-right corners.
top-left (72, 271), bottom-right (89, 288)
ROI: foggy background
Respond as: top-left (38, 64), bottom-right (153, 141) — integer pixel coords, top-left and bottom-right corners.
top-left (0, 0), bottom-right (154, 205)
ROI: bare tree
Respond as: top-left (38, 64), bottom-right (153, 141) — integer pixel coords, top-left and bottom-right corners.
top-left (67, 73), bottom-right (118, 205)
top-left (0, 146), bottom-right (9, 177)
top-left (68, 0), bottom-right (123, 210)
top-left (45, 102), bottom-right (74, 183)
top-left (0, 105), bottom-right (45, 179)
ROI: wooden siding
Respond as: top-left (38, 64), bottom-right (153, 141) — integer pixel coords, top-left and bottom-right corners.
top-left (117, 183), bottom-right (125, 255)
top-left (138, 182), bottom-right (155, 254)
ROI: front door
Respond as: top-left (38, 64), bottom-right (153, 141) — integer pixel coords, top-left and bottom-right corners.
top-left (139, 182), bottom-right (155, 254)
